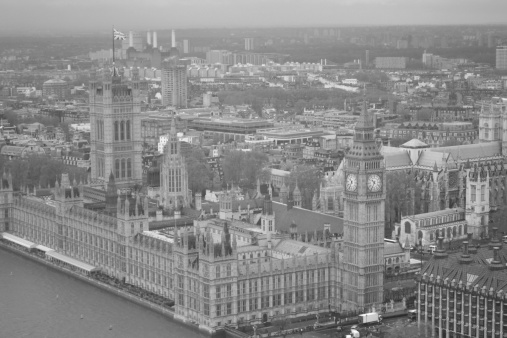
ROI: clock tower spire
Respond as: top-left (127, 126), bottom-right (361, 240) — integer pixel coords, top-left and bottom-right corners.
top-left (341, 96), bottom-right (385, 311)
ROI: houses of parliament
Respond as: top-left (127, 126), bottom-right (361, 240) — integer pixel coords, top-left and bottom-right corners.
top-left (0, 68), bottom-right (387, 332)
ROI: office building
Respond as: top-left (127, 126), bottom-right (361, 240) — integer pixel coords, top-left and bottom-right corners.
top-left (417, 230), bottom-right (507, 337)
top-left (42, 79), bottom-right (68, 99)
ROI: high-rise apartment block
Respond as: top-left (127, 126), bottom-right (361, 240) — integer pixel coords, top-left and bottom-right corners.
top-left (161, 63), bottom-right (187, 108)
top-left (496, 46), bottom-right (507, 69)
top-left (244, 37), bottom-right (255, 51)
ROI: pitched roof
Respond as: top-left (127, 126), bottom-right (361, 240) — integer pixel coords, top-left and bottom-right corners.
top-left (274, 239), bottom-right (329, 256)
top-left (384, 241), bottom-right (404, 256)
top-left (384, 151), bottom-right (412, 169)
top-left (400, 138), bottom-right (429, 149)
top-left (431, 142), bottom-right (502, 161)
top-left (272, 201), bottom-right (343, 234)
top-left (421, 245), bottom-right (507, 292)
top-left (416, 150), bottom-right (457, 169)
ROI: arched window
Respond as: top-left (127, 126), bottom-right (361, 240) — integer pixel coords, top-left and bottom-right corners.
top-left (458, 224), bottom-right (462, 235)
top-left (447, 227), bottom-right (452, 238)
top-left (127, 158), bottom-right (132, 178)
top-left (494, 123), bottom-right (499, 139)
top-left (484, 123), bottom-right (489, 139)
top-left (121, 159), bottom-right (126, 178)
top-left (396, 257), bottom-right (400, 263)
top-left (114, 121), bottom-right (119, 141)
top-left (418, 230), bottom-right (423, 240)
top-left (430, 232), bottom-right (434, 241)
top-left (452, 226), bottom-right (457, 237)
top-left (115, 159), bottom-right (120, 179)
top-left (126, 120), bottom-right (131, 140)
top-left (120, 121), bottom-right (125, 140)
top-left (404, 221), bottom-right (411, 234)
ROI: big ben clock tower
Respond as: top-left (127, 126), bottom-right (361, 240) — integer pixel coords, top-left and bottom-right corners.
top-left (341, 98), bottom-right (385, 311)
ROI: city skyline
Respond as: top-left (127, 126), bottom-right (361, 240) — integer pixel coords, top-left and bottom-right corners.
top-left (2, 0), bottom-right (507, 33)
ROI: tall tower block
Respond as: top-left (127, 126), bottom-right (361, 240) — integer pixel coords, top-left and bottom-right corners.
top-left (342, 99), bottom-right (385, 311)
top-left (89, 69), bottom-right (142, 188)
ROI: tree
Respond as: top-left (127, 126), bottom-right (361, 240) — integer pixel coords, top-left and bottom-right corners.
top-left (288, 165), bottom-right (322, 209)
top-left (251, 98), bottom-right (263, 117)
top-left (221, 151), bottom-right (269, 188)
top-left (184, 148), bottom-right (213, 195)
top-left (385, 171), bottom-right (420, 236)
top-left (294, 99), bottom-right (307, 115)
top-left (389, 137), bottom-right (412, 147)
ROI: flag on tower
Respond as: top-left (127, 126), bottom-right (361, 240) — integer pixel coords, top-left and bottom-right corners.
top-left (114, 29), bottom-right (126, 40)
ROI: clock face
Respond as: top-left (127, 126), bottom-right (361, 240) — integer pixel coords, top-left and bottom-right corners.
top-left (367, 174), bottom-right (382, 192)
top-left (346, 174), bottom-right (357, 192)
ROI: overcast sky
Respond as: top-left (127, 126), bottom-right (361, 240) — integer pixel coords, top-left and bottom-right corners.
top-left (2, 0), bottom-right (507, 33)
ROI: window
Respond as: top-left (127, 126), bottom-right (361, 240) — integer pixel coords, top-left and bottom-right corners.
top-left (204, 303), bottom-right (210, 316)
top-left (227, 302), bottom-right (232, 315)
top-left (127, 158), bottom-right (132, 178)
top-left (481, 185), bottom-right (485, 201)
top-left (227, 284), bottom-right (232, 297)
top-left (216, 304), bottom-right (221, 317)
top-left (121, 159), bottom-right (126, 178)
top-left (115, 159), bottom-right (120, 179)
top-left (216, 286), bottom-right (221, 299)
top-left (120, 121), bottom-right (125, 140)
top-left (204, 285), bottom-right (209, 298)
top-left (471, 185), bottom-right (476, 202)
top-left (226, 264), bottom-right (231, 277)
top-left (404, 221), bottom-right (411, 234)
top-left (126, 120), bottom-right (131, 140)
top-left (216, 265), bottom-right (221, 278)
top-left (114, 121), bottom-right (119, 141)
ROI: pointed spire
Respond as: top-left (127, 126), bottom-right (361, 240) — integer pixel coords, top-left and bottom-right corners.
top-left (433, 161), bottom-right (438, 172)
top-left (404, 236), bottom-right (411, 250)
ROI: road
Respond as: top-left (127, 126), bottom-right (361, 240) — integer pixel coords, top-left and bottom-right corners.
top-left (282, 315), bottom-right (413, 338)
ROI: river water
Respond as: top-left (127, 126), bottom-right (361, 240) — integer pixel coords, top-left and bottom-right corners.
top-left (0, 248), bottom-right (208, 338)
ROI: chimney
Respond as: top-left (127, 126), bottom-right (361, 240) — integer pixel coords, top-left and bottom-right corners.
top-left (489, 227), bottom-right (502, 250)
top-left (468, 232), bottom-right (478, 254)
top-left (458, 241), bottom-right (473, 264)
top-left (490, 246), bottom-right (504, 271)
top-left (434, 236), bottom-right (448, 259)
top-left (147, 31), bottom-right (152, 45)
top-left (153, 31), bottom-right (158, 49)
top-left (287, 199), bottom-right (293, 211)
top-left (171, 29), bottom-right (176, 48)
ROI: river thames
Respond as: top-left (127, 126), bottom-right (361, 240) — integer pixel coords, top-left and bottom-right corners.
top-left (0, 248), bottom-right (208, 338)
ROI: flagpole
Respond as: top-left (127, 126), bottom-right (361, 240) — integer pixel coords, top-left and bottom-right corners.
top-left (112, 25), bottom-right (115, 66)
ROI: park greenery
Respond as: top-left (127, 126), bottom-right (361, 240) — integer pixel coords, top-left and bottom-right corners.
top-left (217, 88), bottom-right (357, 116)
top-left (221, 150), bottom-right (270, 189)
top-left (0, 154), bottom-right (87, 192)
top-left (385, 170), bottom-right (421, 235)
top-left (183, 148), bottom-right (214, 196)
top-left (288, 165), bottom-right (322, 209)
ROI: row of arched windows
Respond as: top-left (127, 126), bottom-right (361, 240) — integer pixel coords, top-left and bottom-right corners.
top-left (483, 122), bottom-right (500, 140)
top-left (114, 120), bottom-right (131, 141)
top-left (115, 158), bottom-right (132, 179)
